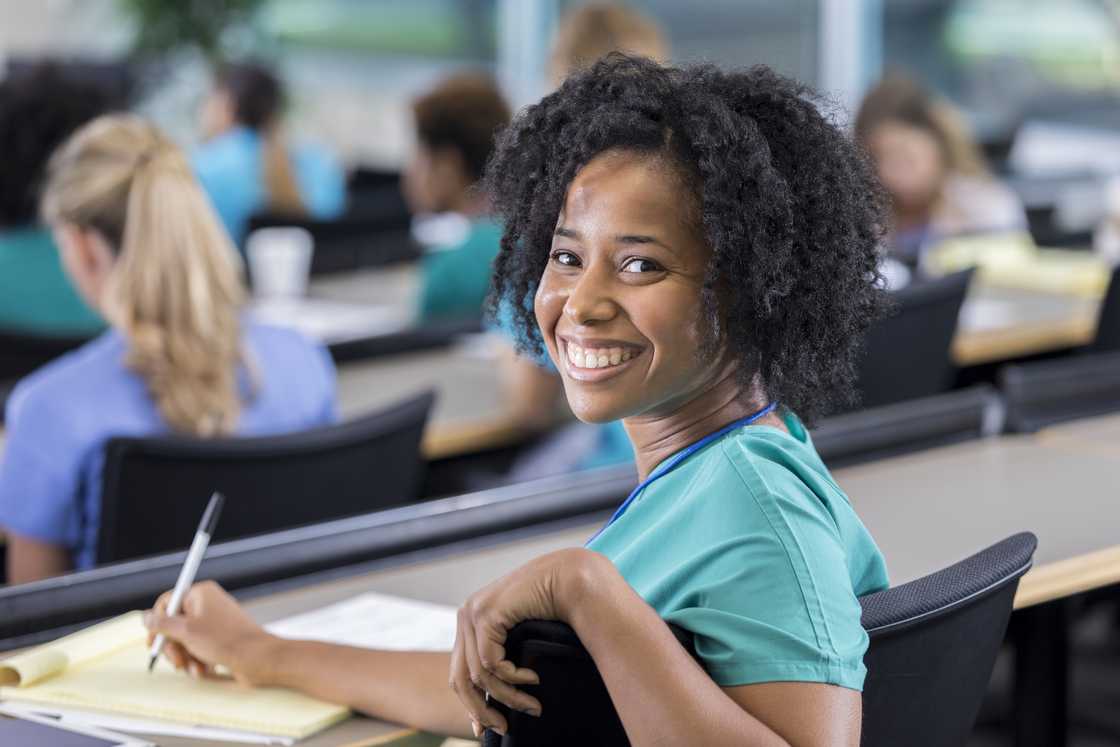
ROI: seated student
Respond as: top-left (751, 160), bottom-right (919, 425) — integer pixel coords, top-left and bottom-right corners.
top-left (499, 1), bottom-right (670, 474)
top-left (193, 62), bottom-right (346, 245)
top-left (146, 56), bottom-right (889, 745)
top-left (404, 73), bottom-right (510, 322)
top-left (855, 74), bottom-right (1026, 267)
top-left (0, 64), bottom-right (110, 336)
top-left (0, 115), bottom-right (337, 584)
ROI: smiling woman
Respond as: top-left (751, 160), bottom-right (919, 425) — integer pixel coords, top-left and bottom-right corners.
top-left (144, 55), bottom-right (891, 747)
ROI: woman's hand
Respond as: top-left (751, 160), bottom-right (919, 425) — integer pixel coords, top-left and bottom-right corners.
top-left (449, 547), bottom-right (615, 736)
top-left (144, 580), bottom-right (278, 686)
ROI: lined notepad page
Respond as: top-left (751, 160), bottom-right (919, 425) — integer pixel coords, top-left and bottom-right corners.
top-left (265, 592), bottom-right (457, 651)
top-left (0, 613), bottom-right (347, 740)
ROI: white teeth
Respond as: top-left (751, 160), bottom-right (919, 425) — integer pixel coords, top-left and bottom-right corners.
top-left (565, 342), bottom-right (638, 370)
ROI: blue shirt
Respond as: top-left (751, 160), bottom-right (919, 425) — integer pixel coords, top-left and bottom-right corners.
top-left (418, 219), bottom-right (504, 322)
top-left (0, 322), bottom-right (337, 570)
top-left (192, 126), bottom-right (346, 245)
top-left (588, 411), bottom-right (888, 690)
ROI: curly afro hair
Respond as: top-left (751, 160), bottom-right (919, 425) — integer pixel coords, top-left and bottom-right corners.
top-left (0, 64), bottom-right (115, 227)
top-left (485, 54), bottom-right (887, 423)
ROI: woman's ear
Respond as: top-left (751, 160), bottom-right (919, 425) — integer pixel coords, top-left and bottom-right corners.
top-left (53, 224), bottom-right (115, 312)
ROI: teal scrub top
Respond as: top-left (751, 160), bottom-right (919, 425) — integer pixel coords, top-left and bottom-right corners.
top-left (192, 126), bottom-right (346, 245)
top-left (418, 219), bottom-right (504, 322)
top-left (0, 227), bottom-right (105, 336)
top-left (587, 410), bottom-right (889, 691)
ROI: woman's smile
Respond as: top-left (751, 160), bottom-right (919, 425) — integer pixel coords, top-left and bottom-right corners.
top-left (560, 336), bottom-right (645, 382)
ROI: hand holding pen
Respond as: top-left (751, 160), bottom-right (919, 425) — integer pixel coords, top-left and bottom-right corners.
top-left (147, 492), bottom-right (224, 672)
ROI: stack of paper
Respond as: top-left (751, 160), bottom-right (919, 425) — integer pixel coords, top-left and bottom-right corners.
top-left (0, 612), bottom-right (348, 740)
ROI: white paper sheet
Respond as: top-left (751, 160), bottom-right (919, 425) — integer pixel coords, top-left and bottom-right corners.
top-left (0, 701), bottom-right (291, 745)
top-left (264, 592), bottom-right (458, 651)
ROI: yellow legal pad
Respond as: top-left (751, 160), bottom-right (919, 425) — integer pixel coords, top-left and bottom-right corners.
top-left (0, 612), bottom-right (349, 740)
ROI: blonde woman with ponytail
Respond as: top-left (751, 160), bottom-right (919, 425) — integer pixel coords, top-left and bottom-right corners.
top-left (194, 61), bottom-right (346, 245)
top-left (0, 115), bottom-right (337, 583)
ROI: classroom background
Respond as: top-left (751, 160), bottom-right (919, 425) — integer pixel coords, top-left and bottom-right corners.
top-left (2, 1), bottom-right (1120, 746)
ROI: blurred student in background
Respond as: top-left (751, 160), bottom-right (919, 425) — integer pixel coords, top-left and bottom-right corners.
top-left (0, 64), bottom-right (110, 336)
top-left (497, 2), bottom-right (668, 477)
top-left (548, 1), bottom-right (668, 86)
top-left (0, 115), bottom-right (337, 584)
top-left (193, 62), bottom-right (346, 246)
top-left (404, 73), bottom-right (510, 322)
top-left (855, 74), bottom-right (1026, 267)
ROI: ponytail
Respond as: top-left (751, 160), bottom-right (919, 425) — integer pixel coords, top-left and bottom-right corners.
top-left (42, 114), bottom-right (247, 436)
top-left (261, 125), bottom-right (305, 215)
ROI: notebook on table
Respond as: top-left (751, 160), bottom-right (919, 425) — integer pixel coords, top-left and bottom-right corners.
top-left (0, 612), bottom-right (349, 740)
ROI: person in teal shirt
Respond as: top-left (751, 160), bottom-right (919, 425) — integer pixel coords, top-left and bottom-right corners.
top-left (0, 64), bottom-right (109, 336)
top-left (144, 58), bottom-right (890, 744)
top-left (401, 73), bottom-right (511, 322)
top-left (193, 62), bottom-right (346, 245)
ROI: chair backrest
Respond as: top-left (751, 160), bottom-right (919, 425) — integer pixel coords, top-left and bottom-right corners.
top-left (812, 385), bottom-right (1002, 469)
top-left (484, 532), bottom-right (1036, 747)
top-left (96, 391), bottom-right (434, 564)
top-left (246, 212), bottom-right (419, 274)
top-left (999, 350), bottom-right (1120, 433)
top-left (0, 329), bottom-right (92, 383)
top-left (854, 269), bottom-right (974, 410)
top-left (1089, 265), bottom-right (1120, 353)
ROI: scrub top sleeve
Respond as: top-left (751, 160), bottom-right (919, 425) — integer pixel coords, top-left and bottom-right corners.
top-left (665, 465), bottom-right (870, 690)
top-left (314, 343), bottom-right (340, 424)
top-left (0, 394), bottom-right (82, 547)
top-left (295, 146), bottom-right (346, 219)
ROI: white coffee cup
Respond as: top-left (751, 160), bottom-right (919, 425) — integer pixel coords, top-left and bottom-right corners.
top-left (246, 227), bottom-right (314, 299)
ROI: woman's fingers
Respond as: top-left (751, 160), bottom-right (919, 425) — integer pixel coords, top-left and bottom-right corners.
top-left (453, 612), bottom-right (508, 735)
top-left (489, 659), bottom-right (540, 686)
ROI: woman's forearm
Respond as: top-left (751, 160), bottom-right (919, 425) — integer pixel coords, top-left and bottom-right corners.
top-left (565, 555), bottom-right (788, 747)
top-left (251, 637), bottom-right (472, 739)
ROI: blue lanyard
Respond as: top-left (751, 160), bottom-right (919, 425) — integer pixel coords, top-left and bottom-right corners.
top-left (587, 402), bottom-right (779, 545)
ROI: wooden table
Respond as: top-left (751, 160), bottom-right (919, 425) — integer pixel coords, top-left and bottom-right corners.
top-left (953, 284), bottom-right (1100, 366)
top-left (133, 432), bottom-right (1120, 745)
top-left (1035, 412), bottom-right (1120, 458)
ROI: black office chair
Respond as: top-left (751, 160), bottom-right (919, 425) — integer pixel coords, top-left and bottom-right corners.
top-left (96, 391), bottom-right (434, 564)
top-left (327, 316), bottom-right (484, 363)
top-left (484, 532), bottom-right (1036, 747)
top-left (246, 211), bottom-right (420, 274)
top-left (812, 385), bottom-right (1002, 469)
top-left (999, 350), bottom-right (1120, 433)
top-left (1088, 265), bottom-right (1120, 353)
top-left (0, 329), bottom-right (93, 382)
top-left (853, 269), bottom-right (974, 410)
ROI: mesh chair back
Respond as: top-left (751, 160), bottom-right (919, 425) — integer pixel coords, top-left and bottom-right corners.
top-left (97, 391), bottom-right (433, 564)
top-left (246, 211), bottom-right (418, 275)
top-left (484, 532), bottom-right (1036, 747)
top-left (999, 350), bottom-right (1120, 432)
top-left (813, 385), bottom-right (1002, 469)
top-left (854, 269), bottom-right (974, 410)
top-left (1090, 266), bottom-right (1120, 353)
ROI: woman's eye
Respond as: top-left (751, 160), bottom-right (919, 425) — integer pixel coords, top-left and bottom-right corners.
top-left (621, 258), bottom-right (661, 274)
top-left (552, 250), bottom-right (580, 267)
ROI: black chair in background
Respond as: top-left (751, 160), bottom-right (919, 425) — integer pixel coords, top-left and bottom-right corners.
top-left (96, 391), bottom-right (434, 564)
top-left (1088, 265), bottom-right (1120, 353)
top-left (0, 329), bottom-right (93, 383)
top-left (999, 350), bottom-right (1120, 433)
top-left (812, 385), bottom-right (1002, 469)
top-left (854, 269), bottom-right (974, 410)
top-left (246, 211), bottom-right (420, 275)
top-left (484, 532), bottom-right (1036, 747)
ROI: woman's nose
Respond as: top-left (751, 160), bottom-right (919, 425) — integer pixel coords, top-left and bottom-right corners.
top-left (563, 266), bottom-right (618, 326)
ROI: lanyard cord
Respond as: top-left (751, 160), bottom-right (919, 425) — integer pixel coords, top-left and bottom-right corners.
top-left (587, 401), bottom-right (779, 545)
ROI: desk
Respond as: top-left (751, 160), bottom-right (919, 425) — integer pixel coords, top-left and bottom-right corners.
top-left (1035, 412), bottom-right (1120, 458)
top-left (953, 284), bottom-right (1099, 366)
top-left (140, 433), bottom-right (1118, 745)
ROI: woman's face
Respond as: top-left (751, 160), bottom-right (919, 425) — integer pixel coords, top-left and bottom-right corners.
top-left (534, 149), bottom-right (729, 424)
top-left (867, 121), bottom-right (947, 214)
